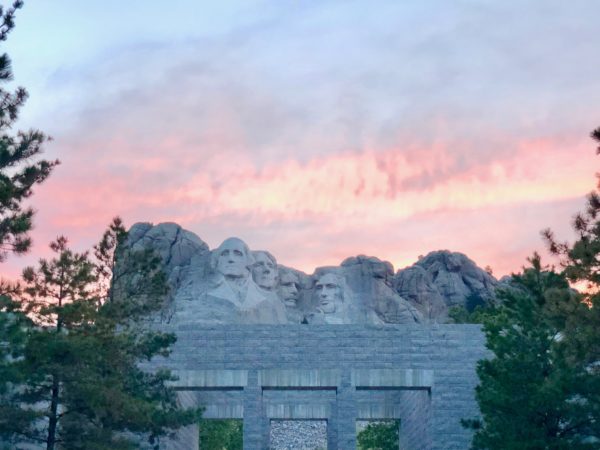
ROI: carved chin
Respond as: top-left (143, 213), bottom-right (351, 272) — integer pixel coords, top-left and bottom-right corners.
top-left (319, 302), bottom-right (336, 314)
top-left (256, 276), bottom-right (277, 289)
top-left (220, 267), bottom-right (247, 277)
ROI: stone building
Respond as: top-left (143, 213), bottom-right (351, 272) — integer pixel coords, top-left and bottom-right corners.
top-left (123, 223), bottom-right (491, 449)
top-left (148, 324), bottom-right (486, 449)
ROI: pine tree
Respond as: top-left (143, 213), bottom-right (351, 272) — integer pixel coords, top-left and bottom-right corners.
top-left (464, 256), bottom-right (590, 449)
top-left (465, 129), bottom-right (600, 449)
top-left (0, 219), bottom-right (201, 449)
top-left (0, 1), bottom-right (58, 262)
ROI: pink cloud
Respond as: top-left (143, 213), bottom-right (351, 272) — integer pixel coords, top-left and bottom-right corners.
top-left (3, 120), bottom-right (594, 283)
top-left (171, 137), bottom-right (594, 224)
top-left (4, 0), bottom-right (600, 289)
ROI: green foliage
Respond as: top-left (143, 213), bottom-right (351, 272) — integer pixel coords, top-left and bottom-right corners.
top-left (466, 128), bottom-right (600, 449)
top-left (0, 287), bottom-right (40, 444)
top-left (449, 292), bottom-right (497, 324)
top-left (357, 420), bottom-right (399, 450)
top-left (199, 419), bottom-right (243, 450)
top-left (0, 4), bottom-right (199, 448)
top-left (0, 218), bottom-right (201, 449)
top-left (0, 1), bottom-right (58, 261)
top-left (449, 304), bottom-right (494, 324)
top-left (464, 256), bottom-right (593, 449)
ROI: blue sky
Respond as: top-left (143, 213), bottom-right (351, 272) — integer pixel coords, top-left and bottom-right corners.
top-left (3, 0), bottom-right (600, 277)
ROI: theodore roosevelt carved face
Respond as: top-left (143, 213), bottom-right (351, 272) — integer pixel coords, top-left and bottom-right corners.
top-left (278, 270), bottom-right (300, 307)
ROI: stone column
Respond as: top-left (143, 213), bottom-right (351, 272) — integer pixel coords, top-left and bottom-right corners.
top-left (336, 372), bottom-right (357, 449)
top-left (243, 370), bottom-right (264, 449)
top-left (327, 400), bottom-right (339, 450)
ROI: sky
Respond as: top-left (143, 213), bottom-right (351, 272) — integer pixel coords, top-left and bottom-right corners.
top-left (2, 0), bottom-right (600, 278)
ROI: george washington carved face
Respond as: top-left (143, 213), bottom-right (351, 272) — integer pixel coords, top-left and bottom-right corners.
top-left (213, 237), bottom-right (252, 278)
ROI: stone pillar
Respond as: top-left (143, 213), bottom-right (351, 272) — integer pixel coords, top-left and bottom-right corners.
top-left (336, 372), bottom-right (357, 449)
top-left (327, 401), bottom-right (339, 450)
top-left (243, 370), bottom-right (264, 450)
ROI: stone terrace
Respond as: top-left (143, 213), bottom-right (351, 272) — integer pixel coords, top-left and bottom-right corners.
top-left (147, 324), bottom-right (487, 450)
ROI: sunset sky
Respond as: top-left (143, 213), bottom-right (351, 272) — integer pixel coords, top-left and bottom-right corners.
top-left (3, 0), bottom-right (599, 278)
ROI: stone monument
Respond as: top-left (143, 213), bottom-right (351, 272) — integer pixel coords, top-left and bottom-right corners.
top-left (120, 222), bottom-right (498, 325)
top-left (177, 237), bottom-right (287, 324)
top-left (114, 222), bottom-right (493, 449)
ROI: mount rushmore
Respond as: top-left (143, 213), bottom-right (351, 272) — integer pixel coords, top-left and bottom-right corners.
top-left (117, 222), bottom-right (500, 324)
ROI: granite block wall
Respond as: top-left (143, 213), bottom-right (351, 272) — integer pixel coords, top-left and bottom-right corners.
top-left (146, 324), bottom-right (487, 450)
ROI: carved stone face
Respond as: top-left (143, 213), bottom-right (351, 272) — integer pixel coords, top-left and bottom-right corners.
top-left (278, 272), bottom-right (300, 307)
top-left (315, 273), bottom-right (341, 314)
top-left (215, 238), bottom-right (250, 278)
top-left (252, 251), bottom-right (278, 290)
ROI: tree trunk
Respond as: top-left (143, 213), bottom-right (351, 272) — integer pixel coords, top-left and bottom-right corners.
top-left (46, 373), bottom-right (60, 450)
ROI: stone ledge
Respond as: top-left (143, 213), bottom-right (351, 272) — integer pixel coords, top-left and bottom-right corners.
top-left (202, 404), bottom-right (244, 419)
top-left (266, 403), bottom-right (331, 419)
top-left (351, 369), bottom-right (434, 388)
top-left (259, 369), bottom-right (341, 387)
top-left (169, 369), bottom-right (248, 387)
top-left (356, 403), bottom-right (402, 419)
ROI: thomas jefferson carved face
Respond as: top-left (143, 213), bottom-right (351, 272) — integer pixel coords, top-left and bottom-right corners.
top-left (278, 271), bottom-right (300, 307)
top-left (215, 237), bottom-right (251, 278)
top-left (252, 251), bottom-right (278, 290)
top-left (315, 273), bottom-right (342, 314)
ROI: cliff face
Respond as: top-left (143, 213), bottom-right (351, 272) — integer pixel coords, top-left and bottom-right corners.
top-left (394, 250), bottom-right (498, 322)
top-left (115, 223), bottom-right (498, 324)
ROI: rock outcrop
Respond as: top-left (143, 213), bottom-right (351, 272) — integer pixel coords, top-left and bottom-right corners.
top-left (126, 222), bottom-right (210, 293)
top-left (339, 256), bottom-right (422, 324)
top-left (394, 264), bottom-right (448, 321)
top-left (395, 250), bottom-right (498, 321)
top-left (117, 224), bottom-right (499, 324)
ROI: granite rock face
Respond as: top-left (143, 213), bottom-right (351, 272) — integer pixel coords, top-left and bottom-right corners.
top-left (118, 224), bottom-right (498, 324)
top-left (126, 222), bottom-right (209, 293)
top-left (395, 250), bottom-right (498, 321)
top-left (338, 256), bottom-right (422, 324)
top-left (393, 264), bottom-right (448, 321)
top-left (112, 222), bottom-right (210, 322)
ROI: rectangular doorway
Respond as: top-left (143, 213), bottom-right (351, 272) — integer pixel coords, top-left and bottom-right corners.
top-left (356, 419), bottom-right (400, 450)
top-left (198, 419), bottom-right (243, 450)
top-left (270, 419), bottom-right (328, 450)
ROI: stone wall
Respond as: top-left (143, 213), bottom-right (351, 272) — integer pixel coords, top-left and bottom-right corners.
top-left (145, 324), bottom-right (487, 450)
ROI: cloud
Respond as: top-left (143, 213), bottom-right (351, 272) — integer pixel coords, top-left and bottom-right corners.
top-left (3, 0), bottom-right (599, 282)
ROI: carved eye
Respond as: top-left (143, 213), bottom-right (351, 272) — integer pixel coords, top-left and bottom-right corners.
top-left (233, 250), bottom-right (243, 257)
top-left (326, 284), bottom-right (336, 289)
top-left (315, 284), bottom-right (323, 291)
top-left (220, 249), bottom-right (230, 257)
